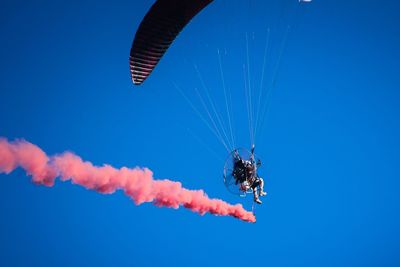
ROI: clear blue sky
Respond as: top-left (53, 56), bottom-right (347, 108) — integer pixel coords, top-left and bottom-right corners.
top-left (1, 0), bottom-right (400, 266)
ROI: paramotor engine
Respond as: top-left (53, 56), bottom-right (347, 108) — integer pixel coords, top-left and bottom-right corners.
top-left (223, 148), bottom-right (261, 197)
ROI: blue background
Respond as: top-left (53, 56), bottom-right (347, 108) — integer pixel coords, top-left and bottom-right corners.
top-left (1, 0), bottom-right (400, 266)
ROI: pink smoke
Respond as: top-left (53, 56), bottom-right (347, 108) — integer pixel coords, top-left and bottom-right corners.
top-left (0, 138), bottom-right (256, 222)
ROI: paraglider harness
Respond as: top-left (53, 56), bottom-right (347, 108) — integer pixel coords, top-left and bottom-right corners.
top-left (232, 149), bottom-right (262, 194)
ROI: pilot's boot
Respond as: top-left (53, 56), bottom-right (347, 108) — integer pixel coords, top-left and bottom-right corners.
top-left (260, 190), bottom-right (267, 197)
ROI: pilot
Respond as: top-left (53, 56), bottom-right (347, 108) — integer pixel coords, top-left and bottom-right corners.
top-left (232, 148), bottom-right (267, 204)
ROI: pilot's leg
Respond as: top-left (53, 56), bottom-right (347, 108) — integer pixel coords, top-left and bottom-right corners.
top-left (259, 178), bottom-right (267, 196)
top-left (253, 186), bottom-right (262, 204)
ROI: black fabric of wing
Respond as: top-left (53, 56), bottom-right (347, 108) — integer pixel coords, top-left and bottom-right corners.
top-left (130, 0), bottom-right (213, 85)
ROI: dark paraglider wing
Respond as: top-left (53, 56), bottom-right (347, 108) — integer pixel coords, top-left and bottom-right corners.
top-left (130, 0), bottom-right (213, 85)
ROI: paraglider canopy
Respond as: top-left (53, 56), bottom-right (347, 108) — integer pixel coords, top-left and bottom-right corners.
top-left (130, 0), bottom-right (213, 85)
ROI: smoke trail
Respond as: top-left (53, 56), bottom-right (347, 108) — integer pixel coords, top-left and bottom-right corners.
top-left (0, 138), bottom-right (255, 222)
